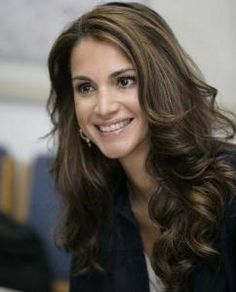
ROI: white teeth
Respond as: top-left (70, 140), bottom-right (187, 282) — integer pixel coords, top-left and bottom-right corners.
top-left (98, 119), bottom-right (131, 133)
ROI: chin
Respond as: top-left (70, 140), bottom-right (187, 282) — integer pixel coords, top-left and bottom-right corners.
top-left (99, 147), bottom-right (130, 160)
top-left (101, 152), bottom-right (123, 160)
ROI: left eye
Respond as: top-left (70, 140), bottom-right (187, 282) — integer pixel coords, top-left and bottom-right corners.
top-left (118, 76), bottom-right (136, 88)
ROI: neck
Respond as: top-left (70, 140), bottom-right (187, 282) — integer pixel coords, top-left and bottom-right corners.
top-left (119, 146), bottom-right (156, 203)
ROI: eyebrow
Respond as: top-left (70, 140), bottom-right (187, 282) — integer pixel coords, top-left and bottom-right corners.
top-left (72, 68), bottom-right (136, 82)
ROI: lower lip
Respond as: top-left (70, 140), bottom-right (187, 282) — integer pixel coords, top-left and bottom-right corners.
top-left (98, 120), bottom-right (133, 137)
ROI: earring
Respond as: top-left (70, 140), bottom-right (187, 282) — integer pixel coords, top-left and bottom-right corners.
top-left (79, 129), bottom-right (91, 147)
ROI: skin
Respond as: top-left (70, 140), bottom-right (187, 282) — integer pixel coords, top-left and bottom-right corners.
top-left (71, 37), bottom-right (159, 256)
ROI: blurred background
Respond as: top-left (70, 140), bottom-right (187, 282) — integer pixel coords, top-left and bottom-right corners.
top-left (0, 0), bottom-right (235, 291)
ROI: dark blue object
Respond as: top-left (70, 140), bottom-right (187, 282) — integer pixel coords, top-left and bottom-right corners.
top-left (0, 146), bottom-right (7, 158)
top-left (28, 155), bottom-right (70, 281)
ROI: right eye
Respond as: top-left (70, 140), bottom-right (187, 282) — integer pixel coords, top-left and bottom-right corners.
top-left (75, 83), bottom-right (95, 96)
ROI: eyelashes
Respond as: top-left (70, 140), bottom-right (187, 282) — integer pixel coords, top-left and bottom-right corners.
top-left (73, 75), bottom-right (137, 96)
top-left (76, 83), bottom-right (94, 95)
top-left (117, 75), bottom-right (137, 87)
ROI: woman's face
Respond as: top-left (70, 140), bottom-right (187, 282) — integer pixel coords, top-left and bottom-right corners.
top-left (71, 37), bottom-right (150, 161)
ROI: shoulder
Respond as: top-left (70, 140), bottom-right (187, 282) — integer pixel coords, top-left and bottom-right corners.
top-left (216, 146), bottom-right (236, 167)
top-left (224, 198), bottom-right (236, 241)
top-left (217, 197), bottom-right (236, 290)
top-left (219, 147), bottom-right (236, 234)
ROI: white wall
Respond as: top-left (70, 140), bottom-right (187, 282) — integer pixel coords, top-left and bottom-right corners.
top-left (149, 0), bottom-right (236, 110)
top-left (0, 100), bottom-right (53, 163)
top-left (0, 0), bottom-right (235, 163)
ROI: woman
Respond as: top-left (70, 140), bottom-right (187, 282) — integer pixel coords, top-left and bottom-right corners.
top-left (47, 2), bottom-right (236, 291)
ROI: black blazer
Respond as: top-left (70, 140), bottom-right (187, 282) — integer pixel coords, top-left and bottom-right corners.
top-left (70, 156), bottom-right (236, 292)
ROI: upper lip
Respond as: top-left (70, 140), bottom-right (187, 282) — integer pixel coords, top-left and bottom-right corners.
top-left (95, 118), bottom-right (133, 127)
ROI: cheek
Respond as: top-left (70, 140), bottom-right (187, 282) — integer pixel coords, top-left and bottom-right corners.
top-left (133, 100), bottom-right (146, 121)
top-left (136, 105), bottom-right (149, 128)
top-left (74, 99), bottom-right (91, 127)
top-left (74, 100), bottom-right (84, 125)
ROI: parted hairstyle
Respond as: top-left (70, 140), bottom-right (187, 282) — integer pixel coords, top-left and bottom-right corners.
top-left (47, 2), bottom-right (236, 291)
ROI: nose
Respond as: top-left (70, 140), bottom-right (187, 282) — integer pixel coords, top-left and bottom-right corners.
top-left (94, 88), bottom-right (119, 117)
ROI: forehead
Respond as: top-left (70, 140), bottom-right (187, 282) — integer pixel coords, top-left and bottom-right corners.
top-left (70, 37), bottom-right (134, 76)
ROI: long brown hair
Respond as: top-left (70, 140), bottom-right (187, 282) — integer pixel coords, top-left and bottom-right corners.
top-left (47, 2), bottom-right (236, 291)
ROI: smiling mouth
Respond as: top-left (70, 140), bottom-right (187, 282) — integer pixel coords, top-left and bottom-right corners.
top-left (96, 118), bottom-right (133, 133)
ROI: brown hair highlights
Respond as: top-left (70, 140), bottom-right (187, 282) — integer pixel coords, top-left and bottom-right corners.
top-left (47, 2), bottom-right (236, 291)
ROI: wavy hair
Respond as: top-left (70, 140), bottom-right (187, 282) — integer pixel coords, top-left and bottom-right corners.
top-left (47, 2), bottom-right (236, 291)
